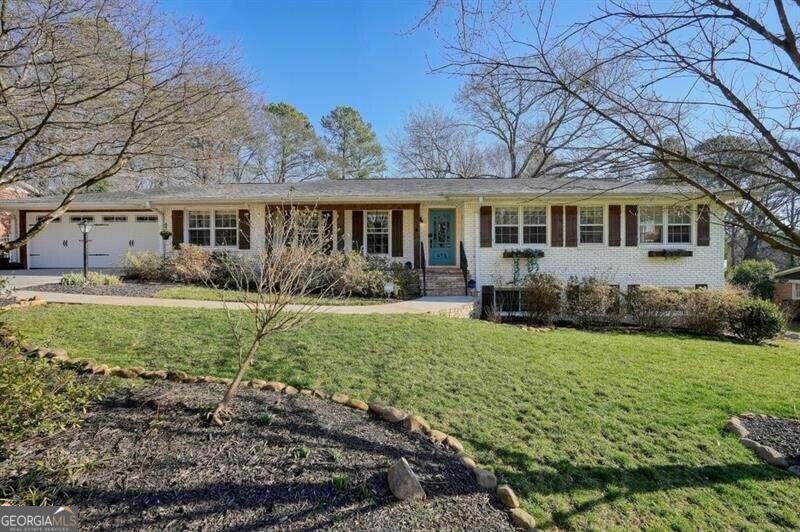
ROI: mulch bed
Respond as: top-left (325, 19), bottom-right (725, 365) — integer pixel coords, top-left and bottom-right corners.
top-left (31, 281), bottom-right (176, 298)
top-left (2, 381), bottom-right (512, 530)
top-left (740, 416), bottom-right (800, 466)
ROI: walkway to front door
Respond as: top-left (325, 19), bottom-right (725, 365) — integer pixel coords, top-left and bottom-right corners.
top-left (428, 209), bottom-right (455, 266)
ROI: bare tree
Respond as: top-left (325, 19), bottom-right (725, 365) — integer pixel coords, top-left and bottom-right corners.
top-left (0, 0), bottom-right (245, 251)
top-left (389, 106), bottom-right (485, 178)
top-left (421, 0), bottom-right (800, 255)
top-left (207, 208), bottom-right (338, 425)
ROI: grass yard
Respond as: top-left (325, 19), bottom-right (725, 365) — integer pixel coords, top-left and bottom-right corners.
top-left (7, 304), bottom-right (800, 529)
top-left (153, 285), bottom-right (386, 306)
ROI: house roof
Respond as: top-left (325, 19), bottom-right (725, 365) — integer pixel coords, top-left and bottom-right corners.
top-left (775, 266), bottom-right (800, 280)
top-left (0, 177), bottom-right (721, 209)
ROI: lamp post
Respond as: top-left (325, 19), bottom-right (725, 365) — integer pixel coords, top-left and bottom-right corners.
top-left (77, 219), bottom-right (94, 279)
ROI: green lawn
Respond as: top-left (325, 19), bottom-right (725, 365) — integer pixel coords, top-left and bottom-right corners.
top-left (154, 285), bottom-right (386, 306)
top-left (7, 304), bottom-right (800, 529)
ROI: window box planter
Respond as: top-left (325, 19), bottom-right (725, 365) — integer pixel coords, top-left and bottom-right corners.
top-left (648, 249), bottom-right (692, 258)
top-left (502, 249), bottom-right (545, 259)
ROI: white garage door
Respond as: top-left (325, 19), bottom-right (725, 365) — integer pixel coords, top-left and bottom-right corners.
top-left (27, 212), bottom-right (162, 269)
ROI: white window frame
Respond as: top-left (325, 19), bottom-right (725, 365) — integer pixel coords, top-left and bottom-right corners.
top-left (637, 204), bottom-right (693, 246)
top-left (213, 210), bottom-right (238, 247)
top-left (639, 205), bottom-right (664, 244)
top-left (522, 206), bottom-right (547, 245)
top-left (492, 206), bottom-right (548, 246)
top-left (579, 206), bottom-right (604, 245)
top-left (364, 210), bottom-right (390, 256)
top-left (185, 209), bottom-right (240, 248)
top-left (187, 211), bottom-right (212, 247)
top-left (793, 282), bottom-right (800, 300)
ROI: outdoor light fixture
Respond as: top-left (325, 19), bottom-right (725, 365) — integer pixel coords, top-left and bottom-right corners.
top-left (77, 219), bottom-right (94, 279)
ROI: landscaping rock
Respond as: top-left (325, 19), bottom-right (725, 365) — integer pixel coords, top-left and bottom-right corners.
top-left (726, 416), bottom-right (749, 438)
top-left (166, 370), bottom-right (188, 382)
top-left (496, 485), bottom-right (519, 509)
top-left (35, 348), bottom-right (51, 358)
top-left (740, 438), bottom-right (789, 467)
top-left (90, 364), bottom-right (110, 376)
top-left (250, 379), bottom-right (267, 389)
top-left (142, 370), bottom-right (168, 380)
top-left (331, 393), bottom-right (350, 405)
top-left (283, 385), bottom-right (299, 395)
top-left (347, 398), bottom-right (369, 411)
top-left (460, 455), bottom-right (476, 469)
top-left (313, 388), bottom-right (329, 399)
top-left (110, 367), bottom-right (138, 379)
top-left (508, 508), bottom-right (536, 530)
top-left (474, 468), bottom-right (498, 489)
top-left (403, 415), bottom-right (431, 433)
top-left (369, 403), bottom-right (406, 422)
top-left (429, 429), bottom-right (448, 444)
top-left (387, 457), bottom-right (426, 501)
top-left (445, 435), bottom-right (464, 453)
top-left (264, 381), bottom-right (285, 392)
top-left (300, 389), bottom-right (313, 396)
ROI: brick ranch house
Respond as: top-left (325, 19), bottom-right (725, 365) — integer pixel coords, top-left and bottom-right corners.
top-left (0, 178), bottom-right (729, 303)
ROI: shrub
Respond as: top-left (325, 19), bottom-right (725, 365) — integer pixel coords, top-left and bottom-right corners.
top-left (628, 286), bottom-right (685, 330)
top-left (521, 273), bottom-right (562, 324)
top-left (60, 271), bottom-right (121, 286)
top-left (726, 297), bottom-right (785, 344)
top-left (325, 252), bottom-right (388, 298)
top-left (682, 288), bottom-right (738, 337)
top-left (564, 277), bottom-right (618, 327)
top-left (726, 259), bottom-right (775, 300)
top-left (121, 250), bottom-right (166, 281)
top-left (367, 256), bottom-right (421, 299)
top-left (167, 244), bottom-right (214, 284)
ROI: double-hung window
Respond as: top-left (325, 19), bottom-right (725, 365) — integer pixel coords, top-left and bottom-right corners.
top-left (579, 206), bottom-right (604, 244)
top-left (522, 207), bottom-right (547, 244)
top-left (188, 211), bottom-right (211, 246)
top-left (214, 210), bottom-right (238, 246)
top-left (639, 206), bottom-right (664, 244)
top-left (667, 206), bottom-right (691, 243)
top-left (494, 208), bottom-right (519, 244)
top-left (366, 211), bottom-right (389, 254)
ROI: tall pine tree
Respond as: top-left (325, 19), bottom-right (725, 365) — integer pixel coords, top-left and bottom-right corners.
top-left (321, 106), bottom-right (386, 179)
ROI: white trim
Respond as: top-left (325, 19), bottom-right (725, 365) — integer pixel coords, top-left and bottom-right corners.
top-left (185, 208), bottom-right (239, 249)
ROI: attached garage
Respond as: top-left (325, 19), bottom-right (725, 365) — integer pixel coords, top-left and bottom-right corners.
top-left (26, 211), bottom-right (162, 269)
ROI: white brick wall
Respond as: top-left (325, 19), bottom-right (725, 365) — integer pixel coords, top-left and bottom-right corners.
top-left (462, 199), bottom-right (726, 290)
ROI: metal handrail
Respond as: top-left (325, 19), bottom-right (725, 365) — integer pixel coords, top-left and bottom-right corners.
top-left (419, 240), bottom-right (427, 296)
top-left (459, 241), bottom-right (469, 296)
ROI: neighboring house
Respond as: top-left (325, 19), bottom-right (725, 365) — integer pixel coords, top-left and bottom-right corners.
top-left (774, 266), bottom-right (800, 303)
top-left (0, 182), bottom-right (37, 266)
top-left (0, 178), bottom-right (728, 302)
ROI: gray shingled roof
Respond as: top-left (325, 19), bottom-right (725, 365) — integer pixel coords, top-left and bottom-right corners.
top-left (0, 177), bottom-right (710, 207)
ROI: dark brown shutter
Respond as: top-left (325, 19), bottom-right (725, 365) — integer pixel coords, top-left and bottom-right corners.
top-left (550, 206), bottom-right (563, 247)
top-left (171, 210), bottom-right (184, 249)
top-left (625, 205), bottom-right (638, 246)
top-left (391, 209), bottom-right (404, 257)
top-left (19, 211), bottom-right (27, 268)
top-left (608, 205), bottom-right (621, 247)
top-left (480, 285), bottom-right (495, 318)
top-left (321, 210), bottom-right (333, 253)
top-left (697, 204), bottom-right (710, 246)
top-left (351, 210), bottom-right (363, 251)
top-left (564, 205), bottom-right (578, 247)
top-left (479, 206), bottom-right (492, 247)
top-left (237, 209), bottom-right (251, 250)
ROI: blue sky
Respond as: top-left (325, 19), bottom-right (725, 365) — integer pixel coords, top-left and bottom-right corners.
top-left (161, 0), bottom-right (462, 152)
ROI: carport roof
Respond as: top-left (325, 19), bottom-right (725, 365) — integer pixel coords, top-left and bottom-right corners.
top-left (0, 177), bottom-right (727, 209)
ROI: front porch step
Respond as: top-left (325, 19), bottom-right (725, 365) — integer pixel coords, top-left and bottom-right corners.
top-left (423, 268), bottom-right (467, 296)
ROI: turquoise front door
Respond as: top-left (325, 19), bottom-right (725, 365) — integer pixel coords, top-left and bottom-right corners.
top-left (428, 209), bottom-right (456, 266)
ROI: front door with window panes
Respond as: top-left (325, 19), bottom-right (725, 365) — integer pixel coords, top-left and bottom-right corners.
top-left (428, 209), bottom-right (455, 265)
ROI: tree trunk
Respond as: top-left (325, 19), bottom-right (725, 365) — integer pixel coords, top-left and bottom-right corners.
top-left (209, 339), bottom-right (261, 425)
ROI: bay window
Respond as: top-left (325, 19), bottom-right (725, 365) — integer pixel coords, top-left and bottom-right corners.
top-left (579, 206), bottom-right (604, 244)
top-left (366, 211), bottom-right (389, 254)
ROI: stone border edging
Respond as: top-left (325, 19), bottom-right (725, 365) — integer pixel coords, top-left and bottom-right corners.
top-left (3, 334), bottom-right (536, 531)
top-left (726, 414), bottom-right (800, 476)
top-left (3, 295), bottom-right (47, 310)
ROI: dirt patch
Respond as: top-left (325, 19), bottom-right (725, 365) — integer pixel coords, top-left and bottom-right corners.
top-left (2, 381), bottom-right (511, 530)
top-left (740, 416), bottom-right (800, 466)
